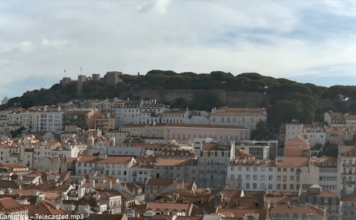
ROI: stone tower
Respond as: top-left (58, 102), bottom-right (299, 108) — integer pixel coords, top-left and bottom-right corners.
top-left (78, 75), bottom-right (87, 93)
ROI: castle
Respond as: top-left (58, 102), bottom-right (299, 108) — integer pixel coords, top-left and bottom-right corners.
top-left (60, 71), bottom-right (123, 93)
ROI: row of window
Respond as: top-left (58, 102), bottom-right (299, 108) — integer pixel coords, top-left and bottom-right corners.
top-left (277, 183), bottom-right (300, 191)
top-left (231, 167), bottom-right (274, 172)
top-left (78, 163), bottom-right (128, 168)
top-left (231, 174), bottom-right (273, 181)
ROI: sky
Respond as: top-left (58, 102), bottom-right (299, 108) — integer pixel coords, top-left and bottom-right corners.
top-left (1, 0), bottom-right (356, 101)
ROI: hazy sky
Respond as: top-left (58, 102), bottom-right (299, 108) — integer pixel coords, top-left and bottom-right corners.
top-left (1, 0), bottom-right (356, 101)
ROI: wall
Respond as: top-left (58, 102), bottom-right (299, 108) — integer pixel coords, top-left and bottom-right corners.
top-left (130, 89), bottom-right (268, 107)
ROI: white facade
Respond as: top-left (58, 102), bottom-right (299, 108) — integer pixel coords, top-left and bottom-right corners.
top-left (76, 155), bottom-right (136, 183)
top-left (225, 160), bottom-right (276, 191)
top-left (33, 107), bottom-right (64, 133)
top-left (210, 107), bottom-right (267, 130)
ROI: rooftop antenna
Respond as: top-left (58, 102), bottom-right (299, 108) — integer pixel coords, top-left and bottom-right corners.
top-left (64, 69), bottom-right (66, 78)
top-left (80, 66), bottom-right (82, 75)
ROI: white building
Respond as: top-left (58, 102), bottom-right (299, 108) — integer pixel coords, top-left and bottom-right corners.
top-left (210, 107), bottom-right (267, 130)
top-left (285, 120), bottom-right (326, 147)
top-left (225, 159), bottom-right (276, 191)
top-left (76, 155), bottom-right (136, 183)
top-left (311, 156), bottom-right (339, 194)
top-left (32, 106), bottom-right (64, 133)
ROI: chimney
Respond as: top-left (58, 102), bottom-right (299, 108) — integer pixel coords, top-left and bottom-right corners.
top-left (90, 180), bottom-right (95, 188)
top-left (107, 181), bottom-right (112, 189)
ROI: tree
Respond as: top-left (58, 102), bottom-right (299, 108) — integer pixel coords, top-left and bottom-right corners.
top-left (250, 121), bottom-right (275, 140)
top-left (10, 126), bottom-right (25, 138)
top-left (319, 142), bottom-right (338, 158)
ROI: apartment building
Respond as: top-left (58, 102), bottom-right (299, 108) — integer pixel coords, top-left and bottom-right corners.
top-left (339, 145), bottom-right (356, 195)
top-left (210, 107), bottom-right (267, 130)
top-left (275, 157), bottom-right (319, 193)
top-left (285, 120), bottom-right (326, 146)
top-left (94, 113), bottom-right (115, 131)
top-left (104, 130), bottom-right (129, 146)
top-left (76, 155), bottom-right (136, 183)
top-left (299, 184), bottom-right (342, 220)
top-left (342, 194), bottom-right (356, 220)
top-left (115, 99), bottom-right (165, 127)
top-left (311, 156), bottom-right (339, 194)
top-left (225, 159), bottom-right (276, 191)
top-left (325, 112), bottom-right (346, 126)
top-left (62, 108), bottom-right (103, 130)
top-left (161, 109), bottom-right (188, 123)
top-left (121, 123), bottom-right (250, 145)
top-left (326, 126), bottom-right (356, 146)
top-left (197, 141), bottom-right (235, 189)
top-left (153, 158), bottom-right (198, 182)
top-left (32, 106), bottom-right (64, 133)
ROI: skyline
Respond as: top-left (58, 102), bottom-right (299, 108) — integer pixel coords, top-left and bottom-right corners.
top-left (2, 0), bottom-right (356, 100)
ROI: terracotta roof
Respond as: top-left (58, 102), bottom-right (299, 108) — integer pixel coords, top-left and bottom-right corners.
top-left (310, 156), bottom-right (337, 164)
top-left (24, 200), bottom-right (66, 216)
top-left (201, 142), bottom-right (231, 151)
top-left (217, 107), bottom-right (265, 111)
top-left (210, 112), bottom-right (264, 117)
top-left (146, 202), bottom-right (192, 212)
top-left (146, 178), bottom-right (181, 187)
top-left (87, 214), bottom-right (127, 220)
top-left (300, 185), bottom-right (338, 198)
top-left (0, 180), bottom-right (20, 189)
top-left (77, 156), bottom-right (133, 164)
top-left (165, 123), bottom-right (247, 129)
top-left (23, 183), bottom-right (71, 192)
top-left (155, 159), bottom-right (193, 167)
top-left (276, 157), bottom-right (309, 168)
top-left (0, 197), bottom-right (27, 212)
top-left (345, 115), bottom-right (356, 120)
top-left (342, 146), bottom-right (355, 153)
top-left (269, 205), bottom-right (325, 214)
top-left (342, 194), bottom-right (356, 202)
top-left (217, 207), bottom-right (267, 220)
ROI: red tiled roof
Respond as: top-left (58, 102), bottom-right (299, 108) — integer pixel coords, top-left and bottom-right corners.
top-left (77, 156), bottom-right (133, 164)
top-left (276, 157), bottom-right (309, 168)
top-left (0, 197), bottom-right (27, 212)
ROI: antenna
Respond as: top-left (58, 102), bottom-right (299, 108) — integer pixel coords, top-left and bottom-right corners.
top-left (80, 66), bottom-right (82, 75)
top-left (64, 69), bottom-right (66, 78)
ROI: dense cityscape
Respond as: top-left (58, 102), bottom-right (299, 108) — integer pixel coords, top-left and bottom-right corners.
top-left (0, 72), bottom-right (353, 220)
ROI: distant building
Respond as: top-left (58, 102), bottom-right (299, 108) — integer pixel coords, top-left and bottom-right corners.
top-left (60, 77), bottom-right (72, 86)
top-left (1, 96), bottom-right (9, 105)
top-left (105, 71), bottom-right (122, 85)
top-left (92, 73), bottom-right (100, 81)
top-left (62, 108), bottom-right (103, 130)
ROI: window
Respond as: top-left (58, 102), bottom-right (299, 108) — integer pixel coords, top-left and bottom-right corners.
top-left (283, 168), bottom-right (287, 172)
top-left (290, 168), bottom-right (294, 172)
top-left (253, 175), bottom-right (257, 180)
top-left (246, 175), bottom-right (250, 180)
top-left (277, 168), bottom-right (281, 172)
top-left (246, 183), bottom-right (250, 189)
top-left (290, 184), bottom-right (294, 190)
top-left (246, 167), bottom-right (250, 171)
top-left (261, 175), bottom-right (265, 181)
top-left (253, 183), bottom-right (257, 189)
top-left (269, 175), bottom-right (273, 181)
top-left (283, 184), bottom-right (287, 190)
top-left (277, 176), bottom-right (281, 181)
top-left (261, 167), bottom-right (265, 172)
top-left (253, 167), bottom-right (257, 171)
top-left (269, 168), bottom-right (273, 171)
top-left (290, 176), bottom-right (294, 181)
top-left (231, 175), bottom-right (234, 180)
top-left (277, 184), bottom-right (281, 190)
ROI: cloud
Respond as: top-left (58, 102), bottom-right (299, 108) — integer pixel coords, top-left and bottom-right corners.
top-left (42, 39), bottom-right (70, 50)
top-left (1, 1), bottom-right (356, 101)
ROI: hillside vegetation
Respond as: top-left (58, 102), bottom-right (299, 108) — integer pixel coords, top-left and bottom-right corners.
top-left (3, 70), bottom-right (356, 129)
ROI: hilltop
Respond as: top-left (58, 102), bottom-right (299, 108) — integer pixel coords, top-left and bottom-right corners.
top-left (3, 70), bottom-right (356, 129)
